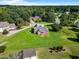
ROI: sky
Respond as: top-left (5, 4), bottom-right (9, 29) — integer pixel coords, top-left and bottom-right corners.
top-left (0, 0), bottom-right (79, 5)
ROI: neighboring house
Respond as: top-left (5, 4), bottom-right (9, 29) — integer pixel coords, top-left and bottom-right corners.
top-left (6, 48), bottom-right (38, 59)
top-left (33, 26), bottom-right (48, 36)
top-left (30, 16), bottom-right (41, 22)
top-left (0, 22), bottom-right (9, 32)
top-left (23, 49), bottom-right (38, 59)
top-left (0, 22), bottom-right (16, 32)
top-left (9, 24), bottom-right (16, 31)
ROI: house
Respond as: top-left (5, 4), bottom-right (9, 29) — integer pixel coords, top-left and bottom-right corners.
top-left (0, 22), bottom-right (9, 32)
top-left (0, 22), bottom-right (16, 32)
top-left (23, 49), bottom-right (38, 59)
top-left (30, 16), bottom-right (41, 22)
top-left (33, 26), bottom-right (48, 36)
top-left (9, 24), bottom-right (16, 31)
top-left (6, 48), bottom-right (38, 59)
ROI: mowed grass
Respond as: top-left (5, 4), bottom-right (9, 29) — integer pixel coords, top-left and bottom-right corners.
top-left (37, 48), bottom-right (71, 59)
top-left (0, 33), bottom-right (7, 42)
top-left (4, 28), bottom-right (64, 54)
top-left (1, 25), bottom-right (79, 59)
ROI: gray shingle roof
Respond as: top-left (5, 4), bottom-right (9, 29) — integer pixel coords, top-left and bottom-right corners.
top-left (0, 22), bottom-right (9, 28)
top-left (9, 24), bottom-right (16, 28)
top-left (23, 48), bottom-right (36, 58)
top-left (34, 26), bottom-right (48, 33)
top-left (0, 22), bottom-right (16, 29)
top-left (38, 27), bottom-right (48, 32)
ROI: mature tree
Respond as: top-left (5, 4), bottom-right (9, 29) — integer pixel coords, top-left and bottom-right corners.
top-left (42, 12), bottom-right (56, 22)
top-left (60, 13), bottom-right (70, 26)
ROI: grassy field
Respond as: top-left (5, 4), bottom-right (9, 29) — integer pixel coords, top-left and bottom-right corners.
top-left (5, 28), bottom-right (64, 53)
top-left (0, 24), bottom-right (79, 59)
top-left (37, 48), bottom-right (71, 59)
top-left (0, 33), bottom-right (7, 43)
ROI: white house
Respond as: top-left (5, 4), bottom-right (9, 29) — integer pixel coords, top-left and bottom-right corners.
top-left (0, 22), bottom-right (16, 32)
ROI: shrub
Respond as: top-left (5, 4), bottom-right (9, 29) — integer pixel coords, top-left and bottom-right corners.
top-left (2, 29), bottom-right (9, 35)
top-left (16, 24), bottom-right (22, 29)
top-left (52, 24), bottom-right (62, 32)
top-left (0, 46), bottom-right (6, 53)
top-left (61, 27), bottom-right (76, 37)
top-left (49, 46), bottom-right (65, 53)
top-left (31, 27), bottom-right (34, 33)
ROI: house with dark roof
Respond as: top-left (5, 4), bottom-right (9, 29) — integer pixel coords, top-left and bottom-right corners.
top-left (0, 22), bottom-right (16, 32)
top-left (33, 25), bottom-right (48, 36)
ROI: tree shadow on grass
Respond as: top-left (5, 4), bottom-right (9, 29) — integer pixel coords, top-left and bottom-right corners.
top-left (48, 28), bottom-right (59, 32)
top-left (0, 46), bottom-right (6, 54)
top-left (46, 25), bottom-right (60, 32)
top-left (46, 25), bottom-right (54, 31)
top-left (68, 38), bottom-right (79, 42)
top-left (70, 25), bottom-right (76, 28)
top-left (69, 27), bottom-right (79, 32)
top-left (69, 55), bottom-right (79, 59)
top-left (68, 34), bottom-right (79, 42)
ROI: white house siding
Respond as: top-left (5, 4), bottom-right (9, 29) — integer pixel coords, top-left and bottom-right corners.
top-left (24, 56), bottom-right (38, 59)
top-left (0, 22), bottom-right (16, 32)
top-left (0, 28), bottom-right (3, 32)
top-left (4, 26), bottom-right (10, 31)
top-left (31, 56), bottom-right (38, 59)
top-left (8, 27), bottom-right (16, 31)
top-left (0, 26), bottom-right (10, 32)
top-left (24, 57), bottom-right (30, 59)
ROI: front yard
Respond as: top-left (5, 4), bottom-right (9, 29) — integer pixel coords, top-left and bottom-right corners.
top-left (0, 24), bottom-right (79, 59)
top-left (5, 27), bottom-right (64, 53)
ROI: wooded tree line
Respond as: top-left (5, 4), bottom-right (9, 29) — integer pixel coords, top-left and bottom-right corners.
top-left (0, 5), bottom-right (79, 26)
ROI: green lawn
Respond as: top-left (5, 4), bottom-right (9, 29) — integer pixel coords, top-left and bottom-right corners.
top-left (5, 28), bottom-right (64, 53)
top-left (37, 22), bottom-right (53, 25)
top-left (0, 25), bottom-right (79, 59)
top-left (0, 33), bottom-right (7, 42)
top-left (37, 48), bottom-right (71, 59)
